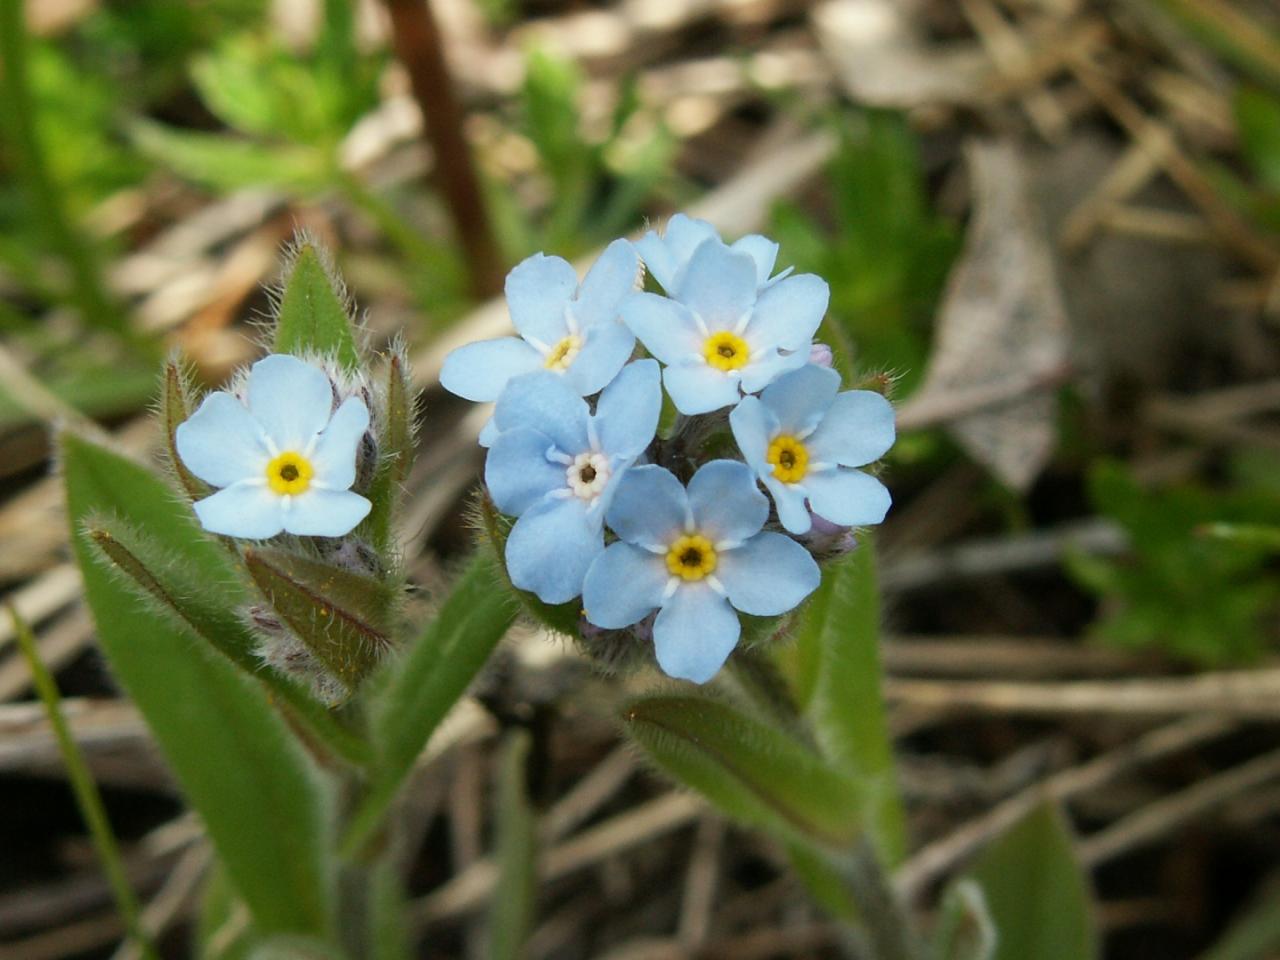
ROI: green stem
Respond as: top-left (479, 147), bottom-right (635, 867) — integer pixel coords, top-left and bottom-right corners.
top-left (0, 0), bottom-right (124, 333)
top-left (9, 606), bottom-right (160, 960)
top-left (830, 839), bottom-right (923, 960)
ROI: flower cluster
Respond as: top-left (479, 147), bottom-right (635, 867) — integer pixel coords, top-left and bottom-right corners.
top-left (445, 215), bottom-right (896, 684)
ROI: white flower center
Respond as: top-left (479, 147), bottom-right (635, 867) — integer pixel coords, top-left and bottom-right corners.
top-left (566, 452), bottom-right (611, 501)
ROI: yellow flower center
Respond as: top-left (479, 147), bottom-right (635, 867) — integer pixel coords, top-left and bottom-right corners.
top-left (545, 335), bottom-right (583, 371)
top-left (665, 534), bottom-right (718, 581)
top-left (703, 331), bottom-right (750, 371)
top-left (766, 434), bottom-right (809, 484)
top-left (266, 451), bottom-right (314, 495)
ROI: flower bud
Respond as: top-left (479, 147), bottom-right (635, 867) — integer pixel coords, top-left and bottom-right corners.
top-left (808, 342), bottom-right (834, 368)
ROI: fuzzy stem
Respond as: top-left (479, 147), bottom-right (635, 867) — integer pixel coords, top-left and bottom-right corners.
top-left (380, 0), bottom-right (504, 298)
top-left (831, 839), bottom-right (924, 960)
top-left (9, 606), bottom-right (160, 960)
top-left (0, 0), bottom-right (124, 333)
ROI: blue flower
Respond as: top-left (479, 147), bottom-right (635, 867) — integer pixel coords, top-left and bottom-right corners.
top-left (175, 354), bottom-right (372, 539)
top-left (582, 460), bottom-right (819, 683)
top-left (729, 364), bottom-right (894, 535)
top-left (633, 214), bottom-right (788, 295)
top-left (622, 238), bottom-right (828, 415)
top-left (486, 359), bottom-right (662, 604)
top-left (441, 240), bottom-right (639, 442)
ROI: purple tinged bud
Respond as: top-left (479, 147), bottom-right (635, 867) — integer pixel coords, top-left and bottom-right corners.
top-left (802, 512), bottom-right (857, 559)
top-left (809, 343), bottom-right (834, 368)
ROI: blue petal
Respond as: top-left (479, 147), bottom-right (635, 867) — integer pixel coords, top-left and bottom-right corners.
top-left (176, 391), bottom-right (269, 488)
top-left (505, 497), bottom-right (601, 604)
top-left (285, 489), bottom-right (372, 537)
top-left (485, 427), bottom-right (565, 516)
top-left (582, 542), bottom-right (669, 628)
top-left (653, 585), bottom-right (740, 683)
top-left (621, 293), bottom-right (703, 366)
top-left (505, 253), bottom-right (577, 344)
top-left (593, 359), bottom-right (661, 458)
top-left (806, 390), bottom-right (897, 467)
top-left (634, 215), bottom-right (718, 294)
top-left (606, 464), bottom-right (689, 547)
top-left (717, 531), bottom-right (819, 616)
top-left (193, 482), bottom-right (283, 539)
top-left (441, 337), bottom-right (543, 402)
top-left (310, 397), bottom-right (369, 490)
top-left (729, 234), bottom-right (779, 286)
top-left (746, 273), bottom-right (828, 352)
top-left (247, 355), bottom-right (334, 451)
top-left (728, 395), bottom-right (776, 468)
top-left (478, 415), bottom-right (500, 448)
top-left (738, 347), bottom-right (808, 395)
top-left (492, 371), bottom-right (590, 454)
top-left (562, 321), bottom-right (635, 396)
top-left (663, 361), bottom-right (741, 415)
top-left (804, 468), bottom-right (891, 527)
top-left (574, 238), bottom-right (639, 324)
top-left (759, 365), bottom-right (839, 436)
top-left (764, 475), bottom-right (813, 535)
top-left (680, 241), bottom-right (758, 331)
top-left (686, 460), bottom-right (767, 545)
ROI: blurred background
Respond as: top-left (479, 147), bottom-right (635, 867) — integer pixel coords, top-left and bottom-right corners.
top-left (3, 0), bottom-right (1280, 957)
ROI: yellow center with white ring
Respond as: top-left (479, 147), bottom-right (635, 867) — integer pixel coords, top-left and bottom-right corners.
top-left (545, 334), bottom-right (583, 371)
top-left (766, 434), bottom-right (809, 484)
top-left (266, 451), bottom-right (314, 495)
top-left (665, 534), bottom-right (718, 581)
top-left (702, 331), bottom-right (750, 371)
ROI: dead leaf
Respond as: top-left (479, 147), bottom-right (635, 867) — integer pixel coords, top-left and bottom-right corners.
top-left (908, 140), bottom-right (1070, 491)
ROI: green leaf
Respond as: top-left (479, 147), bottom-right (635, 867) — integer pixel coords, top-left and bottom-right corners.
top-left (966, 801), bottom-right (1098, 960)
top-left (622, 693), bottom-right (864, 848)
top-left (244, 547), bottom-right (394, 693)
top-left (787, 540), bottom-right (907, 864)
top-left (246, 936), bottom-right (348, 960)
top-left (360, 349), bottom-right (415, 551)
top-left (488, 730), bottom-right (537, 960)
top-left (61, 431), bottom-right (335, 937)
top-left (197, 865), bottom-right (256, 960)
top-left (1236, 88), bottom-right (1280, 191)
top-left (133, 120), bottom-right (331, 192)
top-left (343, 552), bottom-right (517, 855)
top-left (160, 357), bottom-right (209, 501)
top-left (274, 242), bottom-right (361, 369)
top-left (933, 879), bottom-right (996, 960)
top-left (1201, 876), bottom-right (1280, 960)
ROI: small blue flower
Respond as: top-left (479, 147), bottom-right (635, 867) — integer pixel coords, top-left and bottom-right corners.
top-left (633, 214), bottom-right (788, 295)
top-left (441, 240), bottom-right (639, 440)
top-left (486, 359), bottom-right (662, 604)
top-left (582, 460), bottom-right (819, 683)
top-left (729, 365), bottom-right (894, 535)
top-left (176, 354), bottom-right (371, 539)
top-left (622, 238), bottom-right (828, 415)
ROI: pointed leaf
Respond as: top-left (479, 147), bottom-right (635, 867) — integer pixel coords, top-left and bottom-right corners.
top-left (966, 800), bottom-right (1098, 960)
top-left (933, 879), bottom-right (996, 960)
top-left (623, 693), bottom-right (864, 848)
top-left (244, 547), bottom-right (394, 693)
top-left (787, 539), bottom-right (906, 863)
top-left (274, 242), bottom-right (360, 369)
top-left (160, 356), bottom-right (209, 501)
top-left (360, 349), bottom-right (415, 550)
top-left (61, 431), bottom-right (334, 937)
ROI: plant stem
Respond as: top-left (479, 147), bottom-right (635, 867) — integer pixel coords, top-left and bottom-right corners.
top-left (0, 0), bottom-right (124, 333)
top-left (832, 838), bottom-right (923, 960)
top-left (9, 606), bottom-right (160, 960)
top-left (381, 0), bottom-right (504, 298)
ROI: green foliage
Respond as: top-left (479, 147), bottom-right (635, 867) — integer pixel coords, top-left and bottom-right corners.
top-left (965, 801), bottom-right (1098, 960)
top-left (784, 538), bottom-right (906, 864)
top-left (1200, 876), bottom-right (1280, 960)
top-left (1067, 460), bottom-right (1280, 665)
top-left (274, 243), bottom-right (362, 369)
top-left (622, 693), bottom-right (864, 849)
top-left (344, 552), bottom-right (518, 855)
top-left (770, 109), bottom-right (959, 393)
top-left (61, 431), bottom-right (336, 937)
top-left (132, 121), bottom-right (332, 193)
top-left (932, 880), bottom-right (996, 960)
top-left (489, 730), bottom-right (538, 960)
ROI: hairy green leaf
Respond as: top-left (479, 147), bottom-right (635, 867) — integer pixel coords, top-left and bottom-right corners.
top-left (623, 693), bottom-right (863, 848)
top-left (966, 801), bottom-right (1098, 960)
top-left (274, 242), bottom-right (360, 369)
top-left (62, 431), bottom-right (335, 937)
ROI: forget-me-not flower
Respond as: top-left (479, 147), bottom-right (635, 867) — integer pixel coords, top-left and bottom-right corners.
top-left (622, 238), bottom-right (828, 415)
top-left (582, 460), bottom-right (819, 683)
top-left (176, 354), bottom-right (372, 539)
top-left (633, 214), bottom-right (788, 295)
top-left (730, 364), bottom-right (894, 535)
top-left (441, 239), bottom-right (640, 444)
top-left (486, 359), bottom-right (662, 604)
